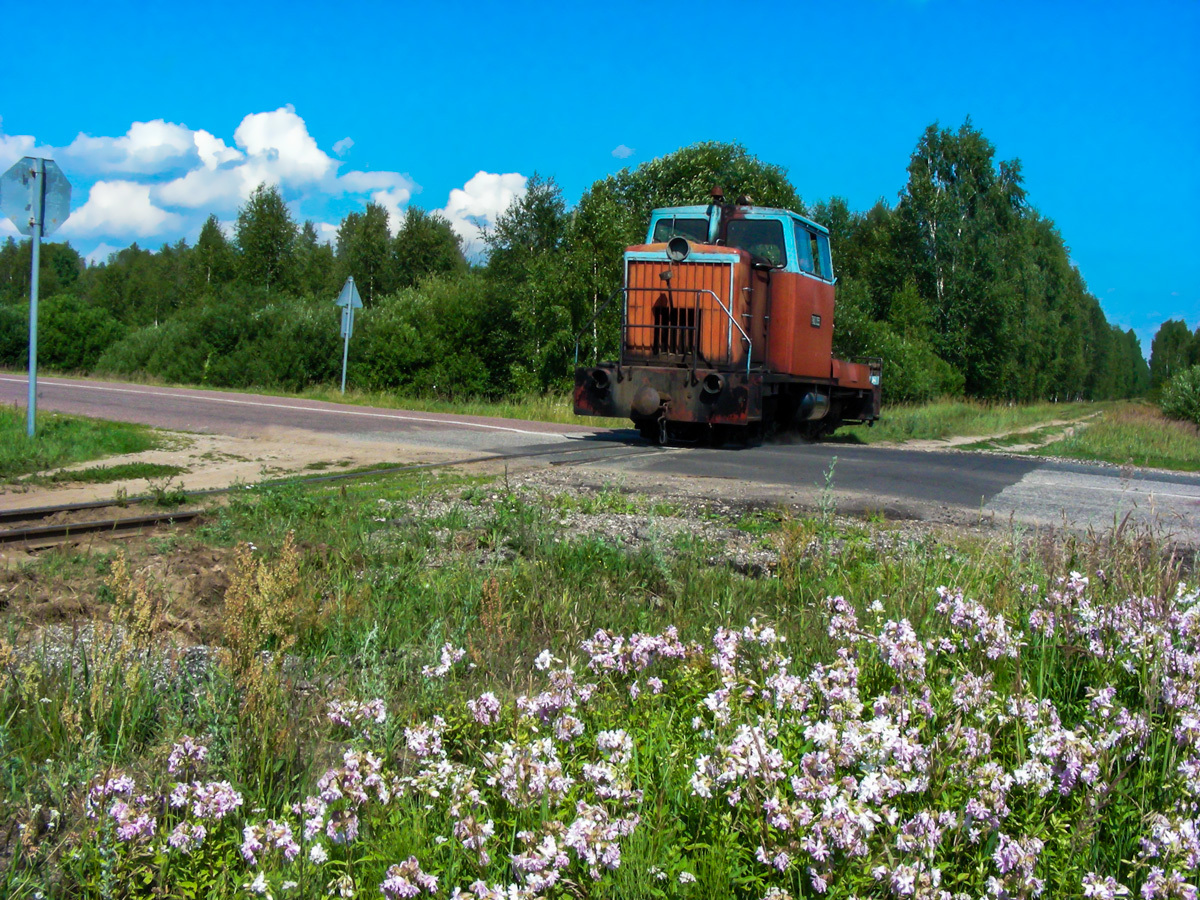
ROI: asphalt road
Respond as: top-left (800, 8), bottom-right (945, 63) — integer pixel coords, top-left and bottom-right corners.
top-left (0, 374), bottom-right (586, 452)
top-left (4, 375), bottom-right (1198, 542)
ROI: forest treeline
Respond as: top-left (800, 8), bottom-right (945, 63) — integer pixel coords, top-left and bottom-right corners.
top-left (0, 120), bottom-right (1173, 404)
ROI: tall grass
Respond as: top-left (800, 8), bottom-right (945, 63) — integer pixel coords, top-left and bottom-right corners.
top-left (1035, 402), bottom-right (1200, 471)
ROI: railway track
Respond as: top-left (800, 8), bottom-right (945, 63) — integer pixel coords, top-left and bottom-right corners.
top-left (0, 438), bottom-right (663, 551)
top-left (0, 507), bottom-right (203, 550)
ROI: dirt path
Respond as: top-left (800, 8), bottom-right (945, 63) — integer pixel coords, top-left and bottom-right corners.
top-left (873, 414), bottom-right (1099, 452)
top-left (0, 427), bottom-right (464, 511)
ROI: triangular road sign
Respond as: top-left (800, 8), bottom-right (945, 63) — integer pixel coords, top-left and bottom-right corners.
top-left (335, 276), bottom-right (363, 309)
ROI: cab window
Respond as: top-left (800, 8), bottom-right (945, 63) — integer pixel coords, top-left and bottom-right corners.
top-left (726, 218), bottom-right (787, 267)
top-left (652, 217), bottom-right (709, 243)
top-left (793, 222), bottom-right (815, 274)
top-left (816, 233), bottom-right (833, 281)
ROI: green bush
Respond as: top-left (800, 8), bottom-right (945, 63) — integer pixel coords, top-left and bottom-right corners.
top-left (1159, 363), bottom-right (1200, 425)
top-left (833, 279), bottom-right (963, 403)
top-left (349, 289), bottom-right (434, 391)
top-left (0, 302), bottom-right (28, 367)
top-left (39, 294), bottom-right (125, 371)
top-left (96, 290), bottom-right (341, 391)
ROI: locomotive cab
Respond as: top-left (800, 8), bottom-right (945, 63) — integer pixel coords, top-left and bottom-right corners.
top-left (574, 196), bottom-right (881, 443)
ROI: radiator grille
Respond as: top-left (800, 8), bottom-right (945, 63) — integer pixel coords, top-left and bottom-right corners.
top-left (625, 259), bottom-right (742, 367)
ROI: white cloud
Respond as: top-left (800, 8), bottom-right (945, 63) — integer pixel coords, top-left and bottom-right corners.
top-left (314, 221), bottom-right (340, 245)
top-left (373, 187), bottom-right (412, 236)
top-left (612, 144), bottom-right (635, 159)
top-left (194, 130), bottom-right (243, 169)
top-left (0, 132), bottom-right (37, 171)
top-left (0, 109), bottom-right (522, 256)
top-left (233, 105), bottom-right (334, 184)
top-left (61, 119), bottom-right (199, 175)
top-left (439, 171), bottom-right (527, 256)
top-left (153, 166), bottom-right (244, 210)
top-left (153, 108), bottom-right (403, 214)
top-left (62, 180), bottom-right (183, 238)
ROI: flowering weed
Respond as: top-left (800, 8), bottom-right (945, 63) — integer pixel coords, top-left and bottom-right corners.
top-left (2, 473), bottom-right (1197, 898)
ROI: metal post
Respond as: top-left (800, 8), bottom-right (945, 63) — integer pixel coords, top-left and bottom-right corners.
top-left (340, 309), bottom-right (350, 394)
top-left (27, 159), bottom-right (44, 438)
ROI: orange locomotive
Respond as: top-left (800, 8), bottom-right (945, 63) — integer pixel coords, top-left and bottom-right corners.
top-left (574, 190), bottom-right (882, 443)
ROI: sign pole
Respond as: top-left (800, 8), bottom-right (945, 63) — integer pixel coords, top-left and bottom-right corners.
top-left (340, 309), bottom-right (351, 394)
top-left (1, 155), bottom-right (70, 438)
top-left (333, 276), bottom-right (361, 395)
top-left (26, 159), bottom-right (45, 438)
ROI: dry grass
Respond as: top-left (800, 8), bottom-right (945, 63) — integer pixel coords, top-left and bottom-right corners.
top-left (838, 398), bottom-right (1100, 444)
top-left (1035, 402), bottom-right (1200, 471)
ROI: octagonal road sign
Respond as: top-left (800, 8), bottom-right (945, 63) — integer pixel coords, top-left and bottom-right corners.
top-left (1, 157), bottom-right (71, 236)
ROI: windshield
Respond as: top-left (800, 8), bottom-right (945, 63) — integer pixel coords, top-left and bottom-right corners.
top-left (652, 217), bottom-right (709, 243)
top-left (726, 218), bottom-right (787, 267)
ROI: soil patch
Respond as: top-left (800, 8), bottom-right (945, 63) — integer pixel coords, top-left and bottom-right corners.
top-left (0, 428), bottom-right (461, 511)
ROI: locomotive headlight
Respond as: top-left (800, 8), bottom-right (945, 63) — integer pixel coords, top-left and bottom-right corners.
top-left (666, 236), bottom-right (691, 263)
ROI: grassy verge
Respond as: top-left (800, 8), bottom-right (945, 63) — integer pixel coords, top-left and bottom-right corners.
top-left (1032, 402), bottom-right (1200, 471)
top-left (0, 468), bottom-right (1193, 898)
top-left (296, 386), bottom-right (631, 430)
top-left (0, 404), bottom-right (165, 482)
top-left (838, 397), bottom-right (1101, 444)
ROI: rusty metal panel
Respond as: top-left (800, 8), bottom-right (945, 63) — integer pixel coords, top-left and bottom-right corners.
top-left (575, 364), bottom-right (760, 426)
top-left (764, 271), bottom-right (835, 378)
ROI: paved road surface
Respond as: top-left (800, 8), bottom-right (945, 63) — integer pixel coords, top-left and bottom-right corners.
top-left (0, 374), bottom-right (586, 452)
top-left (4, 375), bottom-right (1198, 543)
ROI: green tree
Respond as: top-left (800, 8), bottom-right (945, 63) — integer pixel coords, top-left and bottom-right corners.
top-left (1149, 319), bottom-right (1195, 390)
top-left (0, 238), bottom-right (84, 305)
top-left (297, 221), bottom-right (336, 298)
top-left (192, 214), bottom-right (236, 292)
top-left (486, 175), bottom-right (571, 389)
top-left (898, 118), bottom-right (1027, 396)
top-left (336, 201), bottom-right (393, 304)
top-left (392, 206), bottom-right (466, 289)
top-left (486, 174), bottom-right (568, 281)
top-left (602, 141), bottom-right (801, 224)
top-left (235, 183), bottom-right (299, 292)
top-left (559, 143), bottom-right (806, 386)
top-left (81, 242), bottom-right (181, 327)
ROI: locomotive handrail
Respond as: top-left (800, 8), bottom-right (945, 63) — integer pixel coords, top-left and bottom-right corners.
top-left (850, 355), bottom-right (884, 381)
top-left (574, 286), bottom-right (752, 377)
top-left (698, 288), bottom-right (753, 378)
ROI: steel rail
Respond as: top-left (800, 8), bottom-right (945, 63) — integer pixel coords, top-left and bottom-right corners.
top-left (0, 510), bottom-right (202, 548)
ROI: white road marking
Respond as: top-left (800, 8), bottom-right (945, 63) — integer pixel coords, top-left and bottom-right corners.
top-left (0, 376), bottom-right (561, 437)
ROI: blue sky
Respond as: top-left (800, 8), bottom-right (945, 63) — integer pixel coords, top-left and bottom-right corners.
top-left (1, 0), bottom-right (1195, 354)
